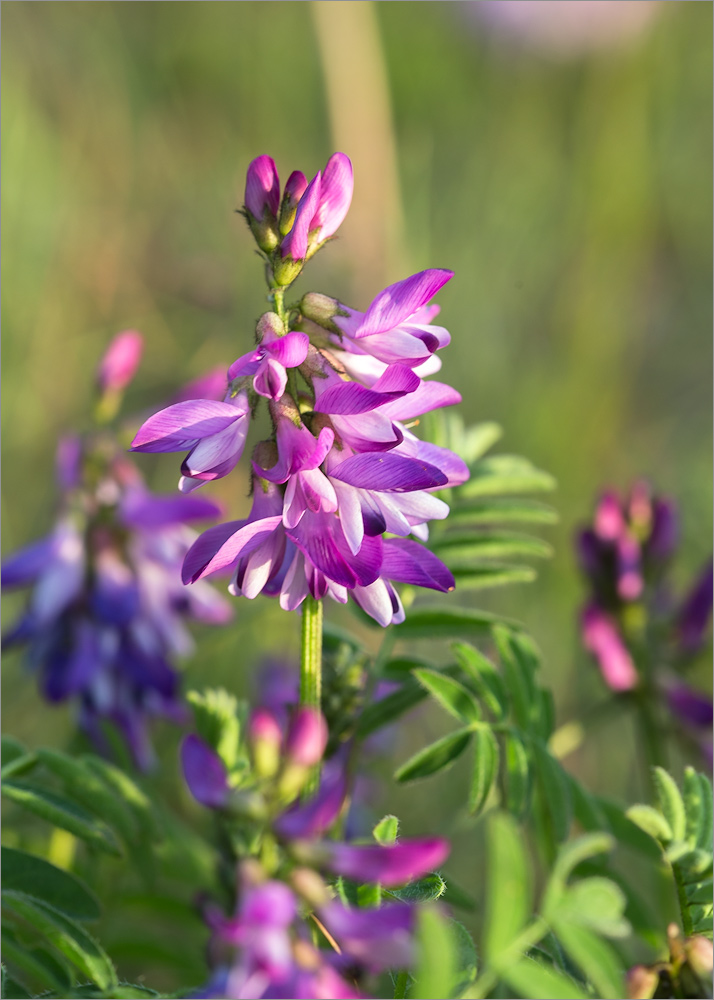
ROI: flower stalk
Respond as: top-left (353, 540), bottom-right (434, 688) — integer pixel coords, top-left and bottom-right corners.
top-left (300, 595), bottom-right (323, 793)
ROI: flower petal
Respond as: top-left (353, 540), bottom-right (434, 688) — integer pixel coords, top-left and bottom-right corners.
top-left (330, 453), bottom-right (448, 492)
top-left (280, 172), bottom-right (321, 260)
top-left (324, 837), bottom-right (449, 886)
top-left (313, 152), bottom-right (353, 242)
top-left (314, 364), bottom-right (420, 416)
top-left (245, 155), bottom-right (280, 218)
top-left (264, 330), bottom-right (310, 368)
top-left (355, 269), bottom-right (453, 338)
top-left (120, 490), bottom-right (221, 528)
top-left (131, 399), bottom-right (247, 453)
top-left (183, 516), bottom-right (283, 583)
top-left (382, 538), bottom-right (454, 592)
top-left (181, 734), bottom-right (230, 808)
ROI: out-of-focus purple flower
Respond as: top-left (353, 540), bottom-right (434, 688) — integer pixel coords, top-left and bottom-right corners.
top-left (666, 682), bottom-right (713, 734)
top-left (171, 367), bottom-right (228, 405)
top-left (130, 391), bottom-right (250, 494)
top-left (676, 560), bottom-right (713, 655)
top-left (181, 734), bottom-right (231, 808)
top-left (470, 1), bottom-right (660, 57)
top-left (320, 837), bottom-right (449, 888)
top-left (96, 330), bottom-right (144, 393)
top-left (3, 440), bottom-right (231, 769)
top-left (285, 707), bottom-right (328, 768)
top-left (581, 603), bottom-right (638, 692)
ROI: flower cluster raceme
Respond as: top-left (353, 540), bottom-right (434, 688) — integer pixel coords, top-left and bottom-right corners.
top-left (576, 482), bottom-right (712, 757)
top-left (2, 334), bottom-right (232, 769)
top-left (130, 153), bottom-right (468, 626)
top-left (181, 706), bottom-right (449, 1000)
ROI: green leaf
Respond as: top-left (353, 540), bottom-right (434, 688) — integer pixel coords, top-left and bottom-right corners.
top-left (556, 877), bottom-right (630, 938)
top-left (553, 922), bottom-right (625, 1000)
top-left (395, 728), bottom-right (473, 783)
top-left (451, 642), bottom-right (508, 719)
top-left (451, 919), bottom-right (479, 995)
top-left (458, 421), bottom-right (503, 462)
top-left (1, 847), bottom-right (100, 921)
top-left (382, 656), bottom-right (435, 680)
top-left (1, 932), bottom-right (68, 994)
top-left (413, 668), bottom-right (481, 724)
top-left (2, 891), bottom-right (117, 991)
top-left (626, 804), bottom-right (673, 844)
top-left (685, 879), bottom-right (713, 904)
top-left (37, 749), bottom-right (137, 845)
top-left (459, 455), bottom-right (556, 498)
top-left (1, 782), bottom-right (120, 855)
top-left (533, 743), bottom-right (572, 843)
top-left (0, 753), bottom-right (38, 782)
top-left (597, 798), bottom-right (663, 860)
top-left (683, 767), bottom-right (706, 848)
top-left (1, 737), bottom-right (27, 768)
top-left (493, 627), bottom-right (533, 731)
top-left (653, 767), bottom-right (687, 842)
top-left (504, 957), bottom-right (589, 1000)
top-left (373, 815), bottom-right (399, 846)
top-left (451, 564), bottom-right (538, 590)
top-left (468, 727), bottom-right (499, 815)
top-left (357, 680), bottom-right (428, 737)
top-left (186, 688), bottom-right (242, 770)
top-left (409, 905), bottom-right (457, 1000)
top-left (569, 778), bottom-right (611, 834)
top-left (484, 812), bottom-right (531, 966)
top-left (388, 873), bottom-right (446, 903)
top-left (432, 531), bottom-right (553, 562)
top-left (550, 832), bottom-right (615, 887)
top-left (449, 498), bottom-right (559, 526)
top-left (503, 730), bottom-right (530, 819)
top-left (395, 606), bottom-right (510, 641)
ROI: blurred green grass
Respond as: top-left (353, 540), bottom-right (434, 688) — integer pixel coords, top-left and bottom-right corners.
top-left (2, 0), bottom-right (711, 988)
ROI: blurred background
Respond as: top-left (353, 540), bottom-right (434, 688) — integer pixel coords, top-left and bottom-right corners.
top-left (2, 0), bottom-right (711, 989)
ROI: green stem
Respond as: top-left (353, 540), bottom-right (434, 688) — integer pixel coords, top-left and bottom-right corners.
top-left (300, 596), bottom-right (323, 794)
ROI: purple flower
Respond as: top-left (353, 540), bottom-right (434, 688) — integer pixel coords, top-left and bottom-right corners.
top-left (130, 391), bottom-right (250, 493)
top-left (676, 560), bottom-right (713, 654)
top-left (96, 330), bottom-right (144, 393)
top-left (181, 734), bottom-right (231, 808)
top-left (3, 441), bottom-right (231, 769)
top-left (280, 153), bottom-right (353, 262)
top-left (581, 603), bottom-right (638, 692)
top-left (320, 837), bottom-right (449, 887)
top-left (666, 682), bottom-right (713, 730)
top-left (228, 315), bottom-right (310, 402)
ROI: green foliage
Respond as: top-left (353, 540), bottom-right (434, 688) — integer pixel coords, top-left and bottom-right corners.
top-left (627, 767), bottom-right (713, 937)
top-left (186, 687), bottom-right (245, 773)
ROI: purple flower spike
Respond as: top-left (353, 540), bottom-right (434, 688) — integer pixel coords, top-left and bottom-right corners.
top-left (228, 319), bottom-right (309, 402)
top-left (324, 837), bottom-right (449, 887)
top-left (181, 734), bottom-right (230, 809)
top-left (581, 603), bottom-right (638, 691)
top-left (96, 330), bottom-right (144, 393)
top-left (244, 155), bottom-right (280, 220)
top-left (285, 706), bottom-right (328, 768)
top-left (676, 559), bottom-right (713, 654)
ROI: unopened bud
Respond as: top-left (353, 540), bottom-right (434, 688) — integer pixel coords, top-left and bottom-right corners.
top-left (685, 936), bottom-right (714, 977)
top-left (244, 156), bottom-right (280, 253)
top-left (272, 255), bottom-right (304, 287)
top-left (249, 708), bottom-right (283, 779)
top-left (285, 707), bottom-right (327, 768)
top-left (625, 965), bottom-right (659, 1000)
top-left (256, 312), bottom-right (285, 343)
top-left (300, 292), bottom-right (342, 333)
top-left (97, 330), bottom-right (144, 393)
top-left (279, 170), bottom-right (308, 236)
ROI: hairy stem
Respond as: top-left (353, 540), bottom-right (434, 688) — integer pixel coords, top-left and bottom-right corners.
top-left (300, 596), bottom-right (323, 794)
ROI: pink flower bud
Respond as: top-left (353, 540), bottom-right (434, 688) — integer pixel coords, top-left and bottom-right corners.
top-left (285, 707), bottom-right (327, 768)
top-left (594, 490), bottom-right (625, 541)
top-left (625, 965), bottom-right (659, 1000)
top-left (249, 708), bottom-right (283, 778)
top-left (97, 330), bottom-right (144, 393)
top-left (279, 170), bottom-right (308, 236)
top-left (244, 155), bottom-right (280, 220)
top-left (686, 936), bottom-right (714, 977)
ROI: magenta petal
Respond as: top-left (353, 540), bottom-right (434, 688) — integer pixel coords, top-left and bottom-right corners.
top-left (319, 901), bottom-right (414, 972)
top-left (581, 604), bottom-right (638, 692)
top-left (315, 365), bottom-right (420, 416)
top-left (283, 170), bottom-right (308, 204)
top-left (182, 520), bottom-right (247, 583)
top-left (186, 516), bottom-right (283, 582)
top-left (264, 330), bottom-right (310, 368)
top-left (245, 155), bottom-right (280, 218)
top-left (181, 734), bottom-right (230, 808)
top-left (254, 357), bottom-right (288, 401)
top-left (325, 837), bottom-right (449, 887)
top-left (314, 152), bottom-right (353, 242)
top-left (330, 453), bottom-right (448, 492)
top-left (382, 538), bottom-right (454, 592)
top-left (120, 490), bottom-right (221, 528)
top-left (380, 380), bottom-right (462, 421)
top-left (130, 399), bottom-right (246, 453)
top-left (228, 350), bottom-right (261, 381)
top-left (281, 172), bottom-right (321, 260)
top-left (356, 270), bottom-right (454, 338)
